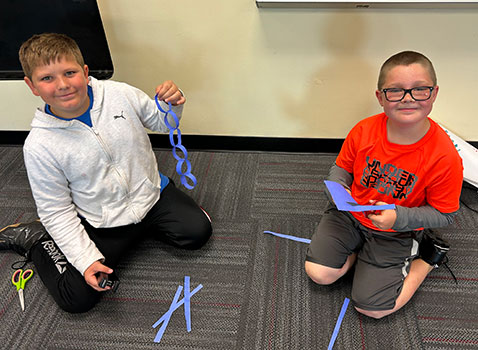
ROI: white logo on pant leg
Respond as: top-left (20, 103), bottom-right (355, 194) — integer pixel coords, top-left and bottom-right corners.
top-left (41, 240), bottom-right (67, 274)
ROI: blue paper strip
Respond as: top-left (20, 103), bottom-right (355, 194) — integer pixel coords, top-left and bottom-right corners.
top-left (152, 284), bottom-right (203, 329)
top-left (324, 180), bottom-right (395, 212)
top-left (264, 231), bottom-right (311, 244)
top-left (184, 276), bottom-right (192, 332)
top-left (327, 297), bottom-right (350, 350)
top-left (153, 285), bottom-right (183, 343)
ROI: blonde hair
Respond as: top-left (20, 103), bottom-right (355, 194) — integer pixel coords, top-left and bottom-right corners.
top-left (19, 33), bottom-right (85, 79)
top-left (377, 51), bottom-right (437, 90)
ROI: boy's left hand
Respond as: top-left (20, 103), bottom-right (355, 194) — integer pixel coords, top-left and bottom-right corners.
top-left (366, 200), bottom-right (397, 230)
top-left (155, 80), bottom-right (186, 106)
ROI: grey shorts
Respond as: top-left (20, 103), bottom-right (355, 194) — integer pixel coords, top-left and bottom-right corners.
top-left (306, 205), bottom-right (421, 311)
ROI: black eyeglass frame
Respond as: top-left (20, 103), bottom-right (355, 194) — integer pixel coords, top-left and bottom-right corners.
top-left (381, 86), bottom-right (435, 102)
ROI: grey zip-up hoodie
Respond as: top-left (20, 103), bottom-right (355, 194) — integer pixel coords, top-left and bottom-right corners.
top-left (23, 77), bottom-right (183, 274)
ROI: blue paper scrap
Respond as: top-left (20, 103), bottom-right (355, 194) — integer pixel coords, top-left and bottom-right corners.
top-left (152, 276), bottom-right (203, 343)
top-left (184, 276), bottom-right (192, 332)
top-left (264, 230), bottom-right (311, 244)
top-left (324, 180), bottom-right (395, 212)
top-left (327, 297), bottom-right (350, 350)
top-left (153, 285), bottom-right (183, 343)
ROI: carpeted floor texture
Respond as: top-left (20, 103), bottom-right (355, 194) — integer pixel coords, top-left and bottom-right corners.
top-left (0, 146), bottom-right (477, 350)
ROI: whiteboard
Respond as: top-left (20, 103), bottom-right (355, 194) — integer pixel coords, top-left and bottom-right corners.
top-left (256, 0), bottom-right (478, 8)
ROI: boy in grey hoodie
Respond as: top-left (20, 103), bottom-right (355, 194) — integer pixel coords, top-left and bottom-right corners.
top-left (0, 33), bottom-right (212, 313)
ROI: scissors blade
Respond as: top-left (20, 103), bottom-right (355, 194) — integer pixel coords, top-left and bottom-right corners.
top-left (18, 289), bottom-right (25, 311)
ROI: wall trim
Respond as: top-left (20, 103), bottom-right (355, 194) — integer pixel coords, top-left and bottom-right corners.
top-left (148, 134), bottom-right (346, 153)
top-left (0, 131), bottom-right (30, 146)
top-left (1, 130), bottom-right (477, 154)
top-left (0, 131), bottom-right (345, 153)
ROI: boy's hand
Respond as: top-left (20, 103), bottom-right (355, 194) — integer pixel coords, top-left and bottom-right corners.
top-left (366, 200), bottom-right (397, 230)
top-left (155, 80), bottom-right (186, 106)
top-left (84, 260), bottom-right (113, 292)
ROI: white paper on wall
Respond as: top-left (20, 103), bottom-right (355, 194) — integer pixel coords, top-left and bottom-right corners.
top-left (439, 124), bottom-right (478, 188)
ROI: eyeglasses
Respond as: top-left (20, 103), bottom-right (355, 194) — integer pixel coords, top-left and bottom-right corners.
top-left (381, 86), bottom-right (435, 102)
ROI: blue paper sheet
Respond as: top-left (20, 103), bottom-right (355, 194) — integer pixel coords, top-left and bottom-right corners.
top-left (324, 180), bottom-right (395, 212)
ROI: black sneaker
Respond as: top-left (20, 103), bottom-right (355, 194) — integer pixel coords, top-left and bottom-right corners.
top-left (419, 230), bottom-right (457, 284)
top-left (0, 220), bottom-right (48, 259)
top-left (419, 231), bottom-right (449, 268)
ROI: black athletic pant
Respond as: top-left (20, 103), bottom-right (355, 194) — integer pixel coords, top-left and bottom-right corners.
top-left (30, 181), bottom-right (212, 313)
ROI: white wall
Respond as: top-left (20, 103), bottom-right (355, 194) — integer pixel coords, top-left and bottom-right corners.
top-left (2, 1), bottom-right (478, 140)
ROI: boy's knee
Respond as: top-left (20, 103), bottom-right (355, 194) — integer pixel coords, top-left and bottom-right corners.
top-left (178, 213), bottom-right (212, 250)
top-left (58, 297), bottom-right (98, 314)
top-left (190, 219), bottom-right (212, 249)
top-left (53, 280), bottom-right (100, 313)
top-left (354, 306), bottom-right (393, 319)
top-left (305, 261), bottom-right (340, 285)
top-left (55, 291), bottom-right (100, 313)
top-left (352, 287), bottom-right (399, 319)
top-left (351, 275), bottom-right (399, 318)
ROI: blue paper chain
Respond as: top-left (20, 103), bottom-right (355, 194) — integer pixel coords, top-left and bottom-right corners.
top-left (155, 95), bottom-right (197, 189)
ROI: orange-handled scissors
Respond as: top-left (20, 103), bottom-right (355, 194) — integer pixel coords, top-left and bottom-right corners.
top-left (11, 269), bottom-right (33, 311)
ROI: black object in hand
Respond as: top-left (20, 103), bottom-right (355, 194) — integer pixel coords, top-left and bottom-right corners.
top-left (99, 277), bottom-right (120, 292)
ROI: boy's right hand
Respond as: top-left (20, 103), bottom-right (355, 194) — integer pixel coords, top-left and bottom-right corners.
top-left (155, 80), bottom-right (186, 106)
top-left (84, 260), bottom-right (113, 292)
top-left (366, 200), bottom-right (397, 230)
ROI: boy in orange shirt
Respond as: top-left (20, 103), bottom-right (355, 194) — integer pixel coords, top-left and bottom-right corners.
top-left (305, 51), bottom-right (463, 319)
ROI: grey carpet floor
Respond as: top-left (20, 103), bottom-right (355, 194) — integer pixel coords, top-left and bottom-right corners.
top-left (0, 146), bottom-right (477, 350)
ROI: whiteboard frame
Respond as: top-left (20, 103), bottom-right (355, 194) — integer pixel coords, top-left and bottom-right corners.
top-left (256, 0), bottom-right (478, 8)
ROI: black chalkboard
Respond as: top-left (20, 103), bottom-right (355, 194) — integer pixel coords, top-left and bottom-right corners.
top-left (0, 0), bottom-right (114, 80)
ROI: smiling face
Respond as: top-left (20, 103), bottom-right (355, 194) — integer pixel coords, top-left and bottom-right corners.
top-left (24, 56), bottom-right (90, 119)
top-left (376, 63), bottom-right (438, 129)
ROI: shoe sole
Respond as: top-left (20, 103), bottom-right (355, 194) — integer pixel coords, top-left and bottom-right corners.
top-left (200, 206), bottom-right (211, 222)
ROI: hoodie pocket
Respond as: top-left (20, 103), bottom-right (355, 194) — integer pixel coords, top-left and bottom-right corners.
top-left (98, 176), bottom-right (160, 227)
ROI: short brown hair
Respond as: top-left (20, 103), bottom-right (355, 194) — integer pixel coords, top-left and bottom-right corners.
top-left (377, 51), bottom-right (437, 90)
top-left (19, 33), bottom-right (85, 79)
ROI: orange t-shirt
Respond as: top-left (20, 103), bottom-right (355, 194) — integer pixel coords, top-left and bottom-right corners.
top-left (336, 113), bottom-right (463, 231)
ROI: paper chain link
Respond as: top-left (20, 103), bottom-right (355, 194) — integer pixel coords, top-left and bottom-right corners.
top-left (155, 95), bottom-right (197, 189)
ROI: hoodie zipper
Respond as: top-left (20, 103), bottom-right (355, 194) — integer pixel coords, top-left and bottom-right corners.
top-left (89, 125), bottom-right (141, 223)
